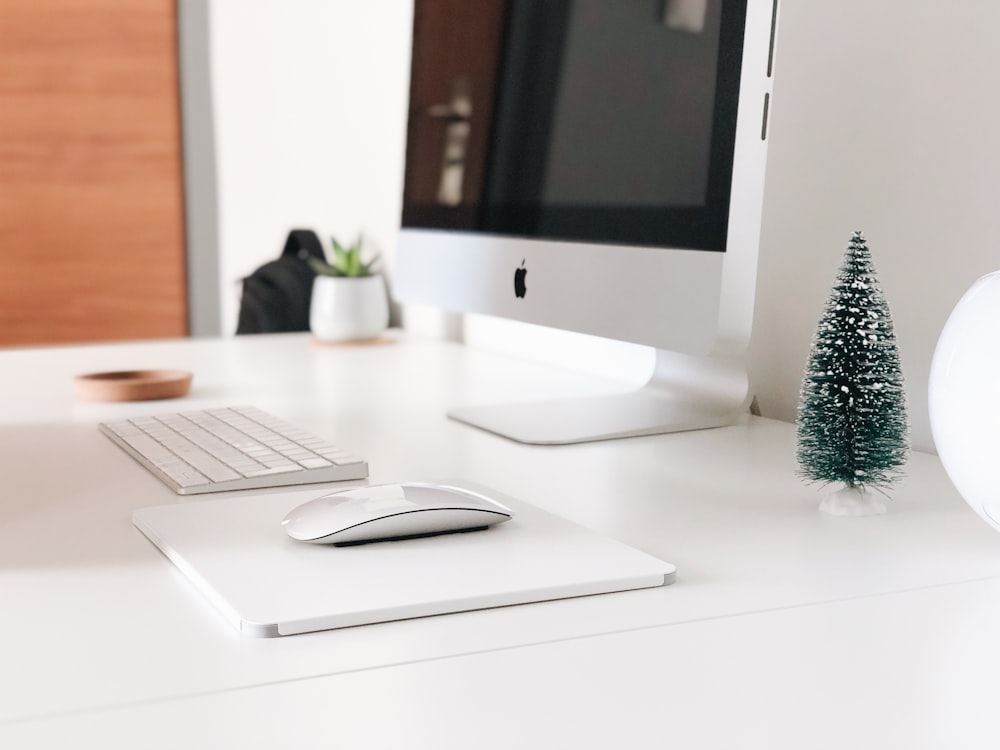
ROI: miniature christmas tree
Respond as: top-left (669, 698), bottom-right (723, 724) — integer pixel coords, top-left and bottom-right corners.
top-left (796, 231), bottom-right (908, 515)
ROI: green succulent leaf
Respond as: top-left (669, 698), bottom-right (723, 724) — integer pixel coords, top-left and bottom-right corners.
top-left (312, 235), bottom-right (378, 277)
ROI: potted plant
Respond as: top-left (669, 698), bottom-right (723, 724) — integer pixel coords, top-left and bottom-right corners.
top-left (308, 236), bottom-right (389, 342)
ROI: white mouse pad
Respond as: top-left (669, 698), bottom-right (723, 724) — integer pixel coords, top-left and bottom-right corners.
top-left (132, 479), bottom-right (675, 637)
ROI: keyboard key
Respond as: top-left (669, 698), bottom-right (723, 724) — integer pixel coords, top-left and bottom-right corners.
top-left (243, 465), bottom-right (303, 478)
top-left (298, 457), bottom-right (333, 469)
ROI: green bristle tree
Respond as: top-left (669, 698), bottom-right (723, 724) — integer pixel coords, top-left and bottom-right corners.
top-left (796, 231), bottom-right (909, 503)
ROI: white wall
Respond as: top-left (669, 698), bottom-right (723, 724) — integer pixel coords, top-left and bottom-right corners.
top-left (207, 0), bottom-right (1000, 453)
top-left (751, 0), bottom-right (1000, 451)
top-left (208, 0), bottom-right (413, 332)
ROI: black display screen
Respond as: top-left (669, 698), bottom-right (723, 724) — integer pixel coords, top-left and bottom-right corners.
top-left (402, 0), bottom-right (747, 252)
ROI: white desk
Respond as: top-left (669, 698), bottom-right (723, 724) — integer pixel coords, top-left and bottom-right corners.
top-left (1, 331), bottom-right (999, 747)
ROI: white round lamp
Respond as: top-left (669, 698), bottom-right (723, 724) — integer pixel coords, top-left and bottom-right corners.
top-left (929, 271), bottom-right (1000, 531)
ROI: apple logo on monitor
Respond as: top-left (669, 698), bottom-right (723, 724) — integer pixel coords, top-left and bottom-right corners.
top-left (514, 260), bottom-right (527, 298)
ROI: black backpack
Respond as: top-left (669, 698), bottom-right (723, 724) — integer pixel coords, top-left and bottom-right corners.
top-left (236, 230), bottom-right (326, 334)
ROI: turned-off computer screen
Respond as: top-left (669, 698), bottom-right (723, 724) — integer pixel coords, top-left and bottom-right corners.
top-left (402, 0), bottom-right (744, 251)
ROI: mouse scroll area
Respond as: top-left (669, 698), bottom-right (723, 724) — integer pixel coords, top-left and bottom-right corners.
top-left (282, 482), bottom-right (513, 545)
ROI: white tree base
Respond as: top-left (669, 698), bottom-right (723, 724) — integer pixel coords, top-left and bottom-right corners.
top-left (819, 485), bottom-right (887, 517)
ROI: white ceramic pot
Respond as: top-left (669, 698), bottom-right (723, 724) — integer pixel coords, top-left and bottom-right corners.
top-left (309, 275), bottom-right (389, 342)
top-left (929, 271), bottom-right (1000, 531)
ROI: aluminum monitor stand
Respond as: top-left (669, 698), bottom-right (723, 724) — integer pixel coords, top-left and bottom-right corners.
top-left (448, 349), bottom-right (751, 445)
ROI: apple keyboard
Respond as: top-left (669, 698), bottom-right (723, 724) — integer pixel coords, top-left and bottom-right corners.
top-left (99, 405), bottom-right (368, 495)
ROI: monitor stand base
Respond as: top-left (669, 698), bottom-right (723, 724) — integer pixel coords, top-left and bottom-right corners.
top-left (447, 349), bottom-right (753, 445)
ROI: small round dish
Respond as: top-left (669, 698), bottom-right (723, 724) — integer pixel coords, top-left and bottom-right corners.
top-left (73, 370), bottom-right (193, 402)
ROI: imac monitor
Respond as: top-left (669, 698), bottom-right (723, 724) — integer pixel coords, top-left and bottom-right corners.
top-left (394, 0), bottom-right (777, 444)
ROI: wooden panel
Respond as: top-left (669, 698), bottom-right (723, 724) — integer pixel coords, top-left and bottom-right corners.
top-left (0, 0), bottom-right (187, 347)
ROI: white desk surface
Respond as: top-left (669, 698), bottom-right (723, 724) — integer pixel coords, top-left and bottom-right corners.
top-left (1, 331), bottom-right (999, 747)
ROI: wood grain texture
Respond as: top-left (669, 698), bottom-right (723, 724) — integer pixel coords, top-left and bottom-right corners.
top-left (0, 0), bottom-right (187, 346)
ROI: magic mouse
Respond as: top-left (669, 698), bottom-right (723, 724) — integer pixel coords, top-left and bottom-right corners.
top-left (281, 483), bottom-right (514, 546)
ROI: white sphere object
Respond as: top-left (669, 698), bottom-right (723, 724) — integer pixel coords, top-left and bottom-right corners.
top-left (929, 271), bottom-right (1000, 531)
